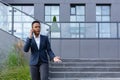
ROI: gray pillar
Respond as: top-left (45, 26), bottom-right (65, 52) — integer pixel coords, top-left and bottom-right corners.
top-left (60, 3), bottom-right (70, 22)
top-left (111, 3), bottom-right (120, 22)
top-left (86, 3), bottom-right (96, 22)
top-left (34, 3), bottom-right (44, 22)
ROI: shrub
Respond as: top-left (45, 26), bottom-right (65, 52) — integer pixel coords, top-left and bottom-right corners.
top-left (0, 66), bottom-right (31, 80)
top-left (0, 40), bottom-right (31, 80)
top-left (53, 16), bottom-right (57, 22)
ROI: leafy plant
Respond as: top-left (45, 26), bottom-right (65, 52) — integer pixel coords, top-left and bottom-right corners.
top-left (51, 16), bottom-right (59, 32)
top-left (0, 66), bottom-right (31, 80)
top-left (53, 16), bottom-right (57, 22)
top-left (0, 40), bottom-right (31, 80)
top-left (6, 40), bottom-right (27, 67)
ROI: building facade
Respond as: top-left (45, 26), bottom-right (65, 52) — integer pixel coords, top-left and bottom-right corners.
top-left (3, 0), bottom-right (120, 59)
top-left (3, 0), bottom-right (120, 22)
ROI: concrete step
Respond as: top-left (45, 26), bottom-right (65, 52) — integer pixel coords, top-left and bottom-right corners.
top-left (49, 59), bottom-right (120, 79)
top-left (49, 78), bottom-right (120, 80)
top-left (49, 72), bottom-right (120, 78)
top-left (49, 62), bottom-right (120, 67)
top-left (49, 67), bottom-right (120, 72)
top-left (61, 59), bottom-right (120, 62)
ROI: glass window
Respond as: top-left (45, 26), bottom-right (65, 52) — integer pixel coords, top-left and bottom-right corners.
top-left (96, 5), bottom-right (112, 38)
top-left (14, 6), bottom-right (34, 16)
top-left (45, 6), bottom-right (50, 15)
top-left (99, 23), bottom-right (117, 38)
top-left (23, 23), bottom-right (31, 39)
top-left (80, 23), bottom-right (98, 38)
top-left (96, 16), bottom-right (102, 21)
top-left (14, 16), bottom-right (22, 22)
top-left (14, 23), bottom-right (22, 38)
top-left (14, 9), bottom-right (22, 15)
top-left (14, 6), bottom-right (22, 10)
top-left (0, 6), bottom-right (11, 32)
top-left (69, 4), bottom-right (85, 38)
top-left (96, 6), bottom-right (101, 15)
top-left (118, 23), bottom-right (120, 38)
top-left (12, 5), bottom-right (34, 39)
top-left (45, 5), bottom-right (60, 38)
top-left (51, 6), bottom-right (59, 15)
top-left (76, 6), bottom-right (84, 15)
top-left (70, 4), bottom-right (85, 22)
top-left (96, 5), bottom-right (110, 22)
top-left (47, 23), bottom-right (60, 38)
top-left (77, 16), bottom-right (84, 21)
top-left (70, 16), bottom-right (76, 22)
top-left (102, 16), bottom-right (110, 21)
top-left (102, 6), bottom-right (110, 15)
top-left (71, 25), bottom-right (79, 35)
top-left (71, 7), bottom-right (75, 15)
top-left (45, 5), bottom-right (59, 22)
top-left (22, 16), bottom-right (34, 21)
top-left (22, 6), bottom-right (34, 15)
top-left (61, 23), bottom-right (80, 38)
top-left (51, 16), bottom-right (59, 22)
top-left (45, 16), bottom-right (51, 22)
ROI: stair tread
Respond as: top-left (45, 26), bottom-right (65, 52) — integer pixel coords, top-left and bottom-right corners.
top-left (49, 67), bottom-right (120, 68)
top-left (49, 59), bottom-right (120, 79)
top-left (49, 78), bottom-right (120, 80)
top-left (50, 72), bottom-right (120, 73)
top-left (49, 66), bottom-right (120, 68)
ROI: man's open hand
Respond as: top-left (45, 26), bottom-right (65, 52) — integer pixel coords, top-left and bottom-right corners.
top-left (53, 56), bottom-right (62, 63)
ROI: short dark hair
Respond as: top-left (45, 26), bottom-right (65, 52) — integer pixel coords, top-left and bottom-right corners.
top-left (32, 20), bottom-right (40, 27)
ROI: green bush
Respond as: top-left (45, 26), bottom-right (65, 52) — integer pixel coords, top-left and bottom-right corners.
top-left (0, 66), bottom-right (31, 80)
top-left (6, 47), bottom-right (26, 68)
top-left (6, 49), bottom-right (19, 67)
top-left (0, 41), bottom-right (31, 80)
top-left (53, 16), bottom-right (57, 22)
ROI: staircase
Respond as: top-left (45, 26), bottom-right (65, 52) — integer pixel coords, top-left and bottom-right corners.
top-left (49, 59), bottom-right (120, 80)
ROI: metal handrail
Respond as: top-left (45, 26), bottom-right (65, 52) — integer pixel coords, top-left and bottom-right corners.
top-left (47, 22), bottom-right (120, 39)
top-left (46, 21), bottom-right (120, 23)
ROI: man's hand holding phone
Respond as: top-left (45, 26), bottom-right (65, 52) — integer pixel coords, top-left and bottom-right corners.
top-left (29, 29), bottom-right (34, 39)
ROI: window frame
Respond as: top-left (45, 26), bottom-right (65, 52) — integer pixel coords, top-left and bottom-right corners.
top-left (44, 4), bottom-right (60, 22)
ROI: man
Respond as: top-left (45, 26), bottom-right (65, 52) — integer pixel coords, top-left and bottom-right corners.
top-left (24, 21), bottom-right (61, 80)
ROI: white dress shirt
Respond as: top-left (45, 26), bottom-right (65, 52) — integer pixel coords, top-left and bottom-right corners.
top-left (33, 34), bottom-right (40, 49)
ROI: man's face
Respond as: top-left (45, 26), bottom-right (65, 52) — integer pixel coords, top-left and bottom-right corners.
top-left (32, 23), bottom-right (40, 35)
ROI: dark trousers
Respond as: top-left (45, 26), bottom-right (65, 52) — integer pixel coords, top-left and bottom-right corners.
top-left (30, 63), bottom-right (49, 80)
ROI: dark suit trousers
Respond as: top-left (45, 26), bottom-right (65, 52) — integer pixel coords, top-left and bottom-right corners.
top-left (30, 63), bottom-right (49, 80)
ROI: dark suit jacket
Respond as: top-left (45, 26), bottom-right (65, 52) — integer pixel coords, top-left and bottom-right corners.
top-left (24, 35), bottom-right (55, 65)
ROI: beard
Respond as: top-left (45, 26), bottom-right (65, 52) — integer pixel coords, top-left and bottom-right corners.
top-left (34, 31), bottom-right (40, 36)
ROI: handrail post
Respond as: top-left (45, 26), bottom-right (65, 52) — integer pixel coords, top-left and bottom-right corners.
top-left (117, 22), bottom-right (119, 39)
top-left (11, 7), bottom-right (14, 35)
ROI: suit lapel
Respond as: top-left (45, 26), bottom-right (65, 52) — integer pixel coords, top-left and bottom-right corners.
top-left (32, 37), bottom-right (39, 50)
top-left (39, 35), bottom-right (42, 50)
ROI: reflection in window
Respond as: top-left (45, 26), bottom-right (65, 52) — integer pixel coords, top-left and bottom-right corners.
top-left (45, 5), bottom-right (60, 38)
top-left (80, 23), bottom-right (98, 38)
top-left (96, 5), bottom-right (110, 22)
top-left (61, 23), bottom-right (71, 38)
top-left (70, 4), bottom-right (85, 22)
top-left (99, 23), bottom-right (117, 38)
top-left (0, 4), bottom-right (10, 32)
top-left (14, 5), bottom-right (34, 22)
top-left (70, 23), bottom-right (79, 38)
top-left (99, 23), bottom-right (110, 37)
top-left (70, 4), bottom-right (85, 38)
top-left (118, 23), bottom-right (120, 38)
top-left (96, 5), bottom-right (112, 38)
top-left (45, 5), bottom-right (59, 22)
top-left (47, 23), bottom-right (60, 38)
top-left (8, 5), bottom-right (34, 39)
